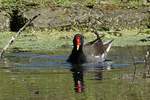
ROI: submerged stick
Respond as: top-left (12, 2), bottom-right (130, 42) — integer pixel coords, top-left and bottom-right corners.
top-left (143, 51), bottom-right (150, 78)
top-left (127, 46), bottom-right (137, 83)
top-left (0, 14), bottom-right (40, 59)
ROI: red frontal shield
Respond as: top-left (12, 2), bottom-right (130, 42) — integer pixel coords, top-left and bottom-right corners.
top-left (76, 36), bottom-right (81, 50)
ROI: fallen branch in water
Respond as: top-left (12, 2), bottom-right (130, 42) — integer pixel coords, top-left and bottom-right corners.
top-left (0, 14), bottom-right (40, 59)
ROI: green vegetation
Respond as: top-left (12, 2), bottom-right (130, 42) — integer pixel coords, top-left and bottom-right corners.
top-left (0, 29), bottom-right (150, 52)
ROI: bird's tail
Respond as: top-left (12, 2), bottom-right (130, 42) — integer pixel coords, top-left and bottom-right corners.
top-left (101, 39), bottom-right (114, 59)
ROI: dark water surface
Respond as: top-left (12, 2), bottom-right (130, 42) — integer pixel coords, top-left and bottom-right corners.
top-left (0, 46), bottom-right (149, 70)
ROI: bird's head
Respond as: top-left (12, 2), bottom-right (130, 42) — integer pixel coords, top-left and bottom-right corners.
top-left (73, 34), bottom-right (84, 51)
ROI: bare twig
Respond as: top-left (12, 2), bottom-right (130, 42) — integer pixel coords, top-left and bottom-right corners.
top-left (0, 14), bottom-right (40, 59)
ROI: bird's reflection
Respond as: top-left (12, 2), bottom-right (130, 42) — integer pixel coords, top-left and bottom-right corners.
top-left (70, 64), bottom-right (104, 93)
top-left (94, 69), bottom-right (103, 80)
top-left (70, 65), bottom-right (85, 93)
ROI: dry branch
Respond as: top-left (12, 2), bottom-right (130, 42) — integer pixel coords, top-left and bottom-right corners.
top-left (0, 14), bottom-right (40, 59)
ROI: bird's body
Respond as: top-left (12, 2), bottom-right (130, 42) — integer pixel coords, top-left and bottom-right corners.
top-left (84, 39), bottom-right (113, 63)
top-left (67, 34), bottom-right (113, 65)
top-left (67, 34), bottom-right (86, 64)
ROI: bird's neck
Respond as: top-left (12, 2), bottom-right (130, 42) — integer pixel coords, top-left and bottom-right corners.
top-left (73, 46), bottom-right (83, 52)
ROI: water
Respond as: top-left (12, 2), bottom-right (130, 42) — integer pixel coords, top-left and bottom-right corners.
top-left (0, 45), bottom-right (150, 94)
top-left (0, 46), bottom-right (149, 69)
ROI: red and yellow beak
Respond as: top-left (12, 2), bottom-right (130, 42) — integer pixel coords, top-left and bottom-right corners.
top-left (77, 44), bottom-right (80, 51)
top-left (76, 37), bottom-right (81, 51)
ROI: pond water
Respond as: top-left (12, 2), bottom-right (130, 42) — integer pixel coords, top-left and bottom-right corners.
top-left (0, 45), bottom-right (150, 94)
top-left (0, 46), bottom-right (149, 69)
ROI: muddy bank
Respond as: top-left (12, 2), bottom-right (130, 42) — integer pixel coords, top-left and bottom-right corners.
top-left (0, 5), bottom-right (150, 31)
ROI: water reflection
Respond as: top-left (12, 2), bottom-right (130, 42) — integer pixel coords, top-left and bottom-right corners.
top-left (70, 64), bottom-right (104, 93)
top-left (94, 69), bottom-right (103, 80)
top-left (71, 65), bottom-right (85, 93)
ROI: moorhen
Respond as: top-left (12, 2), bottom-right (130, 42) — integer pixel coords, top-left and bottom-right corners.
top-left (67, 34), bottom-right (113, 65)
top-left (67, 34), bottom-right (86, 65)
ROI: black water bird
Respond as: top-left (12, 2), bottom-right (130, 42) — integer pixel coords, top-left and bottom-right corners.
top-left (67, 34), bottom-right (86, 64)
top-left (67, 34), bottom-right (113, 65)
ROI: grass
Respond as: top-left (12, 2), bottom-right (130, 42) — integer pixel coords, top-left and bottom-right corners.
top-left (0, 65), bottom-right (150, 100)
top-left (0, 30), bottom-right (72, 52)
top-left (0, 29), bottom-right (150, 53)
top-left (104, 29), bottom-right (150, 47)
